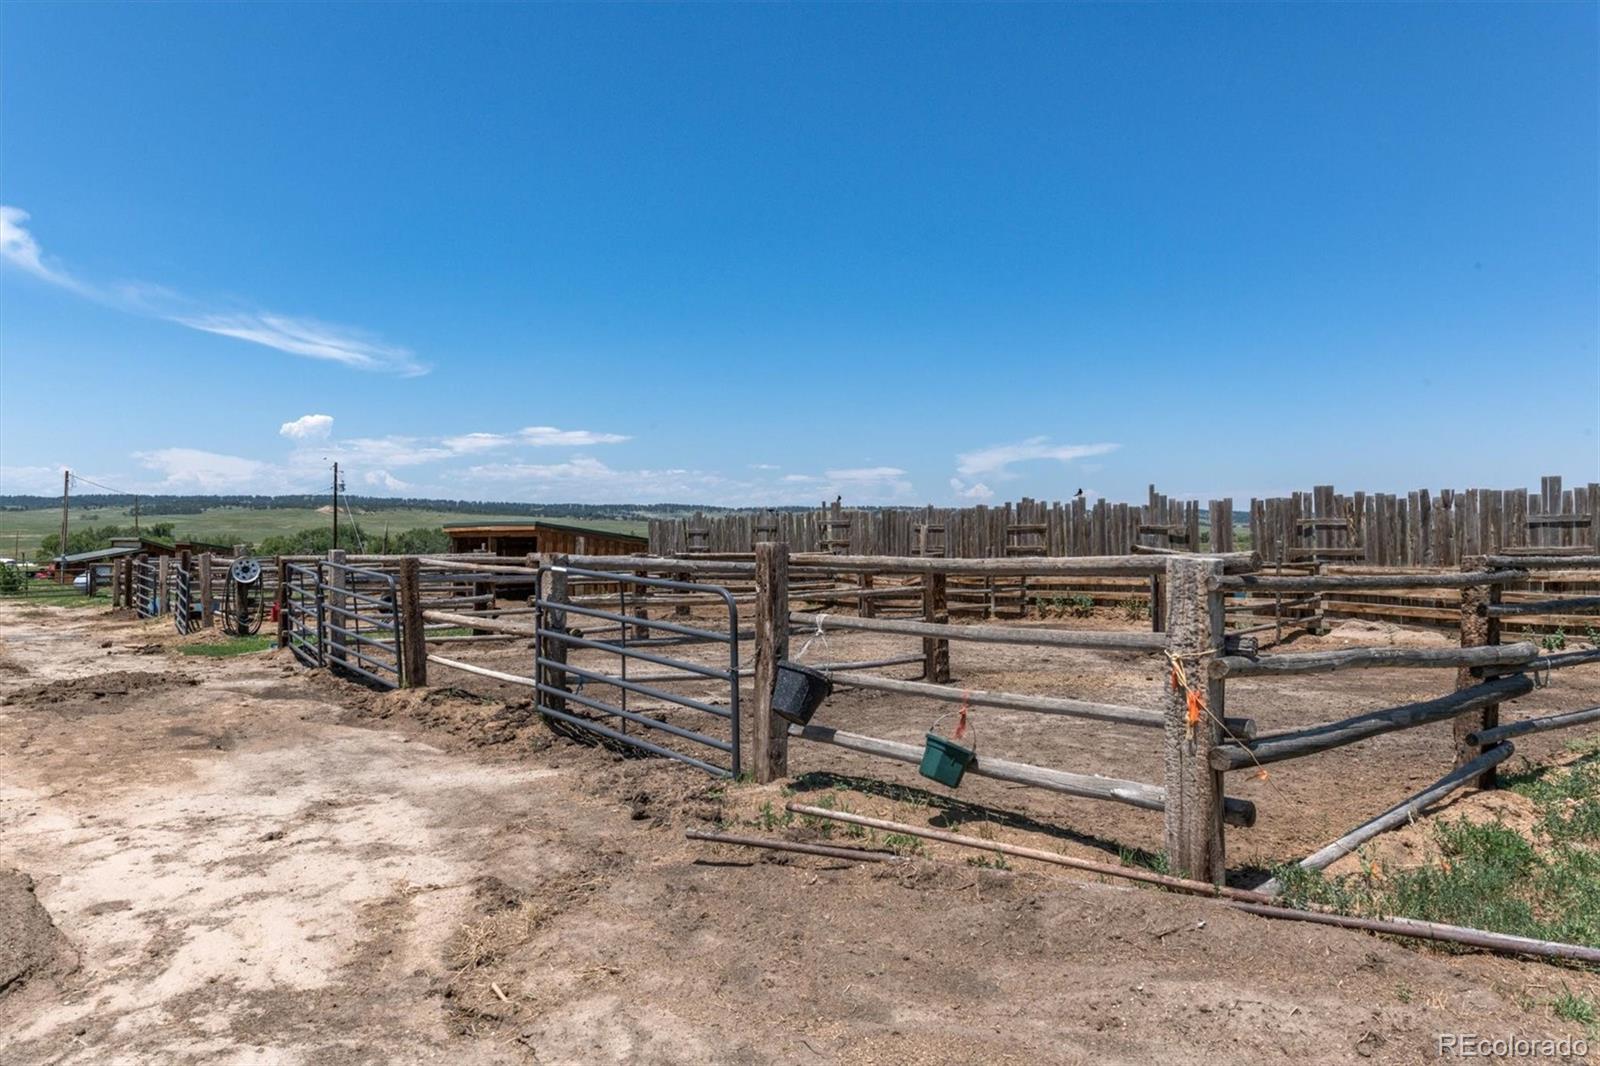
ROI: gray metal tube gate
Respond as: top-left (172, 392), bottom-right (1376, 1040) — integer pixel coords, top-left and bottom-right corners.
top-left (533, 564), bottom-right (742, 778)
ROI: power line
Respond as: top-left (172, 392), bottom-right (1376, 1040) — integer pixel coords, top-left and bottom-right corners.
top-left (67, 472), bottom-right (141, 496)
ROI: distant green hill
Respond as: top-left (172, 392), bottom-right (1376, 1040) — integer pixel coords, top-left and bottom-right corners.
top-left (0, 502), bottom-right (651, 560)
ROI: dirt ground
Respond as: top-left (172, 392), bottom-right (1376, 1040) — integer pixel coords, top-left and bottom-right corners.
top-left (2, 601), bottom-right (1598, 1065)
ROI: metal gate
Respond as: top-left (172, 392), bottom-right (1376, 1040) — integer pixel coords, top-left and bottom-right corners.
top-left (533, 565), bottom-right (741, 777)
top-left (133, 557), bottom-right (162, 619)
top-left (172, 559), bottom-right (194, 635)
top-left (283, 562), bottom-right (325, 669)
top-left (281, 560), bottom-right (401, 688)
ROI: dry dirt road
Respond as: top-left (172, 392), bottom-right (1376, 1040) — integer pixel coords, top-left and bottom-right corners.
top-left (1, 602), bottom-right (1593, 1065)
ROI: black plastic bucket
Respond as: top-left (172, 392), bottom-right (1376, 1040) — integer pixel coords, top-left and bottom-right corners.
top-left (772, 661), bottom-right (833, 725)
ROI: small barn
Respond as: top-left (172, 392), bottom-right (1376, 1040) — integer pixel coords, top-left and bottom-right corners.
top-left (443, 520), bottom-right (647, 558)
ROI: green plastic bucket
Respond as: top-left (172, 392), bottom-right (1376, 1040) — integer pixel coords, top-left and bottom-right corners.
top-left (919, 731), bottom-right (976, 788)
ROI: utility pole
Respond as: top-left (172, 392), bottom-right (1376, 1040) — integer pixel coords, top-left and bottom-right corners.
top-left (332, 462), bottom-right (340, 550)
top-left (58, 469), bottom-right (70, 584)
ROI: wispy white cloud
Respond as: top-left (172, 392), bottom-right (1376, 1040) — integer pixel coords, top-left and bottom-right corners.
top-left (279, 413), bottom-right (334, 440)
top-left (364, 469), bottom-right (409, 492)
top-left (177, 313), bottom-right (425, 376)
top-left (949, 477), bottom-right (994, 501)
top-left (440, 432), bottom-right (513, 454)
top-left (0, 464), bottom-right (68, 495)
top-left (519, 426), bottom-right (631, 447)
top-left (955, 438), bottom-right (1120, 479)
top-left (0, 207), bottom-right (81, 291)
top-left (0, 204), bottom-right (423, 375)
top-left (772, 466), bottom-right (913, 500)
top-left (134, 448), bottom-right (279, 493)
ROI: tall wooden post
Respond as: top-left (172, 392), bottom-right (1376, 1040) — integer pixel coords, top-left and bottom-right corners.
top-left (753, 541), bottom-right (791, 783)
top-left (922, 572), bottom-right (950, 683)
top-left (1456, 558), bottom-right (1503, 789)
top-left (674, 571), bottom-right (692, 617)
top-left (631, 569), bottom-right (651, 640)
top-left (110, 559), bottom-right (122, 608)
top-left (327, 549), bottom-right (347, 666)
top-left (1162, 556), bottom-right (1227, 884)
top-left (398, 556), bottom-right (428, 688)
top-left (123, 555), bottom-right (136, 612)
top-left (858, 572), bottom-right (875, 619)
top-left (199, 553), bottom-right (215, 628)
top-left (275, 557), bottom-right (290, 649)
top-left (539, 555), bottom-right (571, 719)
top-left (157, 556), bottom-right (170, 615)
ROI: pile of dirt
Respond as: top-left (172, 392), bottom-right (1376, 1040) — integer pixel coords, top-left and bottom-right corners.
top-left (1323, 619), bottom-right (1452, 648)
top-left (343, 685), bottom-right (558, 752)
top-left (7, 670), bottom-right (198, 709)
top-left (0, 870), bottom-right (75, 998)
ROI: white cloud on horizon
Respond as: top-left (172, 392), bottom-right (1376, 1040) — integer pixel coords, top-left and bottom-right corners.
top-left (364, 469), bottom-right (410, 492)
top-left (134, 448), bottom-right (280, 493)
top-left (949, 477), bottom-right (994, 501)
top-left (520, 426), bottom-right (631, 447)
top-left (279, 414), bottom-right (335, 440)
top-left (955, 438), bottom-right (1120, 479)
top-left (0, 205), bottom-right (424, 375)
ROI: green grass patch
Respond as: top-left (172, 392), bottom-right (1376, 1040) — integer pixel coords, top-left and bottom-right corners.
top-left (177, 635), bottom-right (276, 657)
top-left (1275, 753), bottom-right (1600, 951)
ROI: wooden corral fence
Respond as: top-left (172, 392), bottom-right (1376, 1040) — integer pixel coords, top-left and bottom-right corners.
top-left (110, 529), bottom-right (1600, 886)
top-left (250, 544), bottom-right (1598, 887)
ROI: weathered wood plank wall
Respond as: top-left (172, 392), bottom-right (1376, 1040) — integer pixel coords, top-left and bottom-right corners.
top-left (648, 475), bottom-right (1598, 565)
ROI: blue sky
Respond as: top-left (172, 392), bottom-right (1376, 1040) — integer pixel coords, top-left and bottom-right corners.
top-left (2, 3), bottom-right (1595, 506)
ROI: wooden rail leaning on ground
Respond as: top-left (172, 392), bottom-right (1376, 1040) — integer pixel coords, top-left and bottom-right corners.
top-left (1258, 743), bottom-right (1517, 895)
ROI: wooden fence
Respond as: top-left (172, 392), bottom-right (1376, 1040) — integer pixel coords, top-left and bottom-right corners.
top-left (118, 537), bottom-right (1600, 888)
top-left (649, 474), bottom-right (1600, 566)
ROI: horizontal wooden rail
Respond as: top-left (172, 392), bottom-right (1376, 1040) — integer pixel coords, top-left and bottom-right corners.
top-left (1486, 554), bottom-right (1600, 570)
top-left (418, 556), bottom-right (538, 575)
top-left (789, 610), bottom-right (1169, 652)
top-left (1223, 595), bottom-right (1316, 614)
top-left (1486, 596), bottom-right (1600, 617)
top-left (1225, 614), bottom-right (1323, 638)
top-left (830, 672), bottom-right (1164, 728)
top-left (1210, 641), bottom-right (1537, 678)
top-left (1215, 569), bottom-right (1523, 593)
top-left (1467, 704), bottom-right (1600, 746)
top-left (1209, 675), bottom-right (1533, 771)
top-left (788, 551), bottom-right (1260, 577)
top-left (789, 723), bottom-right (1256, 826)
top-left (422, 608), bottom-right (537, 637)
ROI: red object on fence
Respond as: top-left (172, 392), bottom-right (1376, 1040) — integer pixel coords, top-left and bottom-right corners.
top-left (269, 603), bottom-right (280, 623)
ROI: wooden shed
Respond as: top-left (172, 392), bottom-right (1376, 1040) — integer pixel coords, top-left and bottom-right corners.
top-left (443, 520), bottom-right (647, 558)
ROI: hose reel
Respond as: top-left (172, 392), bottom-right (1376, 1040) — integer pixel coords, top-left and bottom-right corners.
top-left (222, 556), bottom-right (266, 636)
